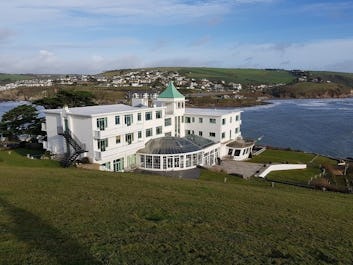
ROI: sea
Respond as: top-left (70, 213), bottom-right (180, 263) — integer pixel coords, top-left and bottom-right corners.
top-left (1, 98), bottom-right (352, 158)
top-left (240, 98), bottom-right (353, 159)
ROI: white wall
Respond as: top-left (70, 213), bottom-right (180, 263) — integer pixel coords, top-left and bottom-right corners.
top-left (184, 111), bottom-right (242, 143)
top-left (45, 113), bottom-right (66, 154)
top-left (258, 164), bottom-right (307, 178)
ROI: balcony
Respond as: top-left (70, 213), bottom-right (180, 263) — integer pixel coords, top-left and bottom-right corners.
top-left (94, 141), bottom-right (144, 161)
top-left (94, 124), bottom-right (144, 139)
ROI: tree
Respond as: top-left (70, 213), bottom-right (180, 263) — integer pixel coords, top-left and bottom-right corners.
top-left (0, 105), bottom-right (42, 141)
top-left (33, 90), bottom-right (96, 109)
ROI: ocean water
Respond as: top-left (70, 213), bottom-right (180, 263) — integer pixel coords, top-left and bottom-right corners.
top-left (0, 101), bottom-right (28, 118)
top-left (1, 99), bottom-right (352, 158)
top-left (241, 98), bottom-right (353, 158)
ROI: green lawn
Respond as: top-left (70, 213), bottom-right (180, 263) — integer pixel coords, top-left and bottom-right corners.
top-left (0, 148), bottom-right (59, 168)
top-left (250, 149), bottom-right (337, 184)
top-left (1, 150), bottom-right (353, 264)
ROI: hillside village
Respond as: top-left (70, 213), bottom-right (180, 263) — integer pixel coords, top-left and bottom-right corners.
top-left (0, 69), bottom-right (244, 92)
top-left (1, 68), bottom-right (352, 104)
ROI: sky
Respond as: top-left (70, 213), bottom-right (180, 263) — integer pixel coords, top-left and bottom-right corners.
top-left (1, 0), bottom-right (353, 74)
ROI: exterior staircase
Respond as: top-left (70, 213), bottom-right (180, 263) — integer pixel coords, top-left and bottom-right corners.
top-left (59, 129), bottom-right (87, 167)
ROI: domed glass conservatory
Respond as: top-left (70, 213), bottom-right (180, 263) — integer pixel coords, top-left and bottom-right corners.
top-left (137, 135), bottom-right (220, 171)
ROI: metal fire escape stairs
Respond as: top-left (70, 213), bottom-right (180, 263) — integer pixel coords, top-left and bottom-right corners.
top-left (59, 128), bottom-right (87, 167)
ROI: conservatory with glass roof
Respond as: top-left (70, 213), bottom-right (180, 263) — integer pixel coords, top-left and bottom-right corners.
top-left (137, 135), bottom-right (220, 171)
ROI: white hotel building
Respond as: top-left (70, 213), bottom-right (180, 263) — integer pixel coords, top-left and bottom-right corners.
top-left (42, 82), bottom-right (254, 172)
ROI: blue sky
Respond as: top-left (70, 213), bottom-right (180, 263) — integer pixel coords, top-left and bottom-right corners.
top-left (1, 0), bottom-right (353, 74)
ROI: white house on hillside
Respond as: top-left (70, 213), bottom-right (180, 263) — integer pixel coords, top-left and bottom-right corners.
top-left (42, 82), bottom-right (254, 172)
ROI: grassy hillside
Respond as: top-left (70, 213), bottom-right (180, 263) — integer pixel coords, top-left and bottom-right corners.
top-left (105, 67), bottom-right (296, 85)
top-left (269, 82), bottom-right (352, 98)
top-left (1, 150), bottom-right (353, 264)
top-left (311, 71), bottom-right (353, 87)
top-left (175, 67), bottom-right (295, 84)
top-left (0, 73), bottom-right (35, 84)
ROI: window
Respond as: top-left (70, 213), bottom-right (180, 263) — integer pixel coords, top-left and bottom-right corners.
top-left (234, 150), bottom-right (241, 156)
top-left (185, 117), bottom-right (191, 123)
top-left (228, 149), bottom-right (233, 156)
top-left (235, 115), bottom-right (239, 121)
top-left (97, 117), bottom-right (107, 130)
top-left (209, 132), bottom-right (216, 137)
top-left (165, 118), bottom-right (172, 126)
top-left (181, 116), bottom-right (184, 123)
top-left (146, 128), bottom-right (153, 137)
top-left (116, 135), bottom-right (121, 144)
top-left (140, 155), bottom-right (145, 167)
top-left (186, 130), bottom-right (191, 135)
top-left (199, 131), bottom-right (203, 136)
top-left (199, 117), bottom-right (203, 123)
top-left (210, 118), bottom-right (216, 124)
top-left (146, 155), bottom-right (152, 168)
top-left (156, 110), bottom-right (162, 119)
top-left (113, 158), bottom-right (124, 171)
top-left (222, 132), bottom-right (226, 139)
top-left (102, 162), bottom-right (111, 170)
top-left (178, 102), bottom-right (181, 108)
top-left (115, 115), bottom-right (120, 125)
top-left (97, 138), bottom-right (108, 151)
top-left (174, 156), bottom-right (180, 167)
top-left (230, 117), bottom-right (232, 123)
top-left (235, 127), bottom-right (239, 134)
top-left (145, 112), bottom-right (152, 121)
top-left (192, 130), bottom-right (194, 135)
top-left (222, 118), bottom-right (226, 125)
top-left (193, 154), bottom-right (197, 166)
top-left (138, 113), bottom-right (142, 121)
top-left (138, 131), bottom-right (142, 139)
top-left (186, 155), bottom-right (192, 167)
top-left (153, 156), bottom-right (161, 169)
top-left (192, 117), bottom-right (195, 123)
top-left (156, 126), bottom-right (162, 135)
top-left (125, 133), bottom-right (134, 145)
top-left (124, 114), bottom-right (133, 126)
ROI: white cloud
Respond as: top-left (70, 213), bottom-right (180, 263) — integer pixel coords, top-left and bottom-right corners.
top-left (0, 0), bottom-right (275, 27)
top-left (2, 38), bottom-right (353, 74)
top-left (39, 50), bottom-right (56, 62)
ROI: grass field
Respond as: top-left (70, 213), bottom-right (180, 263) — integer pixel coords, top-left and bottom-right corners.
top-left (250, 149), bottom-right (337, 185)
top-left (1, 150), bottom-right (353, 264)
top-left (0, 74), bottom-right (35, 84)
top-left (103, 67), bottom-right (296, 84)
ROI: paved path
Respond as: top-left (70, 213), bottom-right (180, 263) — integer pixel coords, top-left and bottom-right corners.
top-left (218, 160), bottom-right (266, 179)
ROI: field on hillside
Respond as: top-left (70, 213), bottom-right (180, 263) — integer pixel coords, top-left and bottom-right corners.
top-left (1, 150), bottom-right (353, 264)
top-left (104, 67), bottom-right (296, 84)
top-left (0, 74), bottom-right (35, 84)
top-left (269, 82), bottom-right (352, 98)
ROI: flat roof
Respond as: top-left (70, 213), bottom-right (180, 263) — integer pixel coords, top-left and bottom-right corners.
top-left (45, 104), bottom-right (162, 117)
top-left (185, 107), bottom-right (241, 117)
top-left (226, 139), bottom-right (255, 149)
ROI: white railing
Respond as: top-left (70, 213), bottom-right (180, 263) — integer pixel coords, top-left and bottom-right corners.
top-left (41, 123), bottom-right (47, 132)
top-left (95, 141), bottom-right (144, 161)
